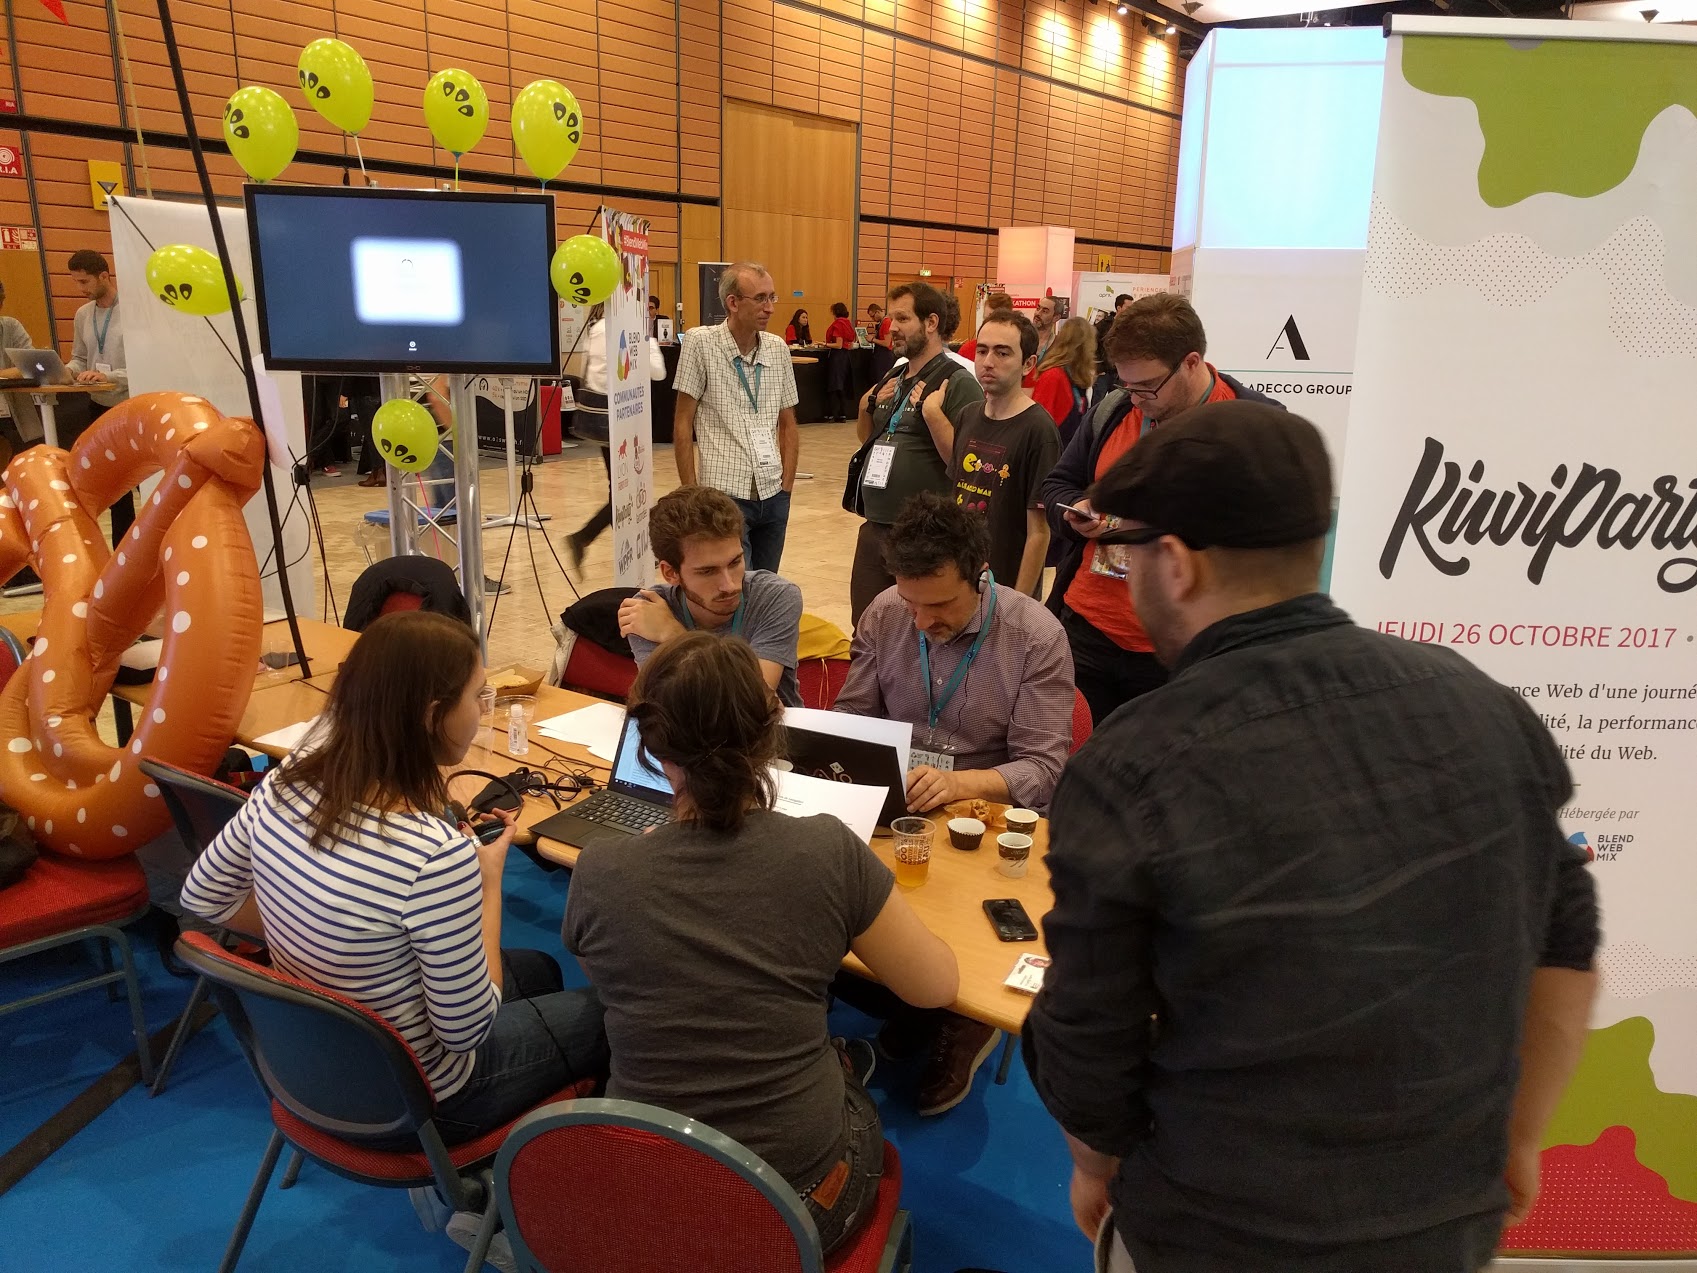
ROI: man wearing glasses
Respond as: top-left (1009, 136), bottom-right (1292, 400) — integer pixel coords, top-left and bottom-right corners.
top-left (1040, 294), bottom-right (1282, 727)
top-left (673, 261), bottom-right (800, 572)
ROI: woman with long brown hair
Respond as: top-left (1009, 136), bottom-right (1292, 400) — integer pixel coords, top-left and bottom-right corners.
top-left (183, 612), bottom-right (608, 1149)
top-left (564, 631), bottom-right (958, 1255)
top-left (1031, 315), bottom-right (1099, 450)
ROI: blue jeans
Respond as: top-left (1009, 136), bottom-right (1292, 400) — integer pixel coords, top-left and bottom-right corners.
top-left (732, 490), bottom-right (791, 574)
top-left (431, 949), bottom-right (608, 1145)
top-left (803, 1065), bottom-right (885, 1256)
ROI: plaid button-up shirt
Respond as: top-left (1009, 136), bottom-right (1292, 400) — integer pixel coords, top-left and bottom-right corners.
top-left (672, 322), bottom-right (799, 500)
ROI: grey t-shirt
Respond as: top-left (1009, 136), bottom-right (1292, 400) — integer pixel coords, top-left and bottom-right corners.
top-left (626, 569), bottom-right (804, 707)
top-left (562, 809), bottom-right (895, 1188)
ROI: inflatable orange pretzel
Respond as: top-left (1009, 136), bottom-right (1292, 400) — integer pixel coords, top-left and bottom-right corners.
top-left (0, 392), bottom-right (267, 859)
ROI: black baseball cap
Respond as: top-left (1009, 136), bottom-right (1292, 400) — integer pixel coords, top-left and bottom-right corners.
top-left (1088, 400), bottom-right (1332, 549)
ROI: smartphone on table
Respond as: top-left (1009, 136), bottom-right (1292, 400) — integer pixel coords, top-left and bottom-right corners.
top-left (984, 898), bottom-right (1039, 942)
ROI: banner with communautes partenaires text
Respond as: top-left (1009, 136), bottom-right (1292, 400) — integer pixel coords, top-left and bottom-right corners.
top-left (1331, 17), bottom-right (1697, 1258)
top-left (602, 205), bottom-right (654, 589)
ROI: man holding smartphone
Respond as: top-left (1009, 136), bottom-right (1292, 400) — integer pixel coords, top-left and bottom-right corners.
top-left (1041, 294), bottom-right (1281, 728)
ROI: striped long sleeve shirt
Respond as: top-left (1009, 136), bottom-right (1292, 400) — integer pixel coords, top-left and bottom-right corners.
top-left (181, 771), bottom-right (501, 1099)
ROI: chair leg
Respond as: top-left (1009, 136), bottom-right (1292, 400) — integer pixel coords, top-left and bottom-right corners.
top-left (278, 1151), bottom-right (303, 1190)
top-left (109, 929), bottom-right (155, 1088)
top-left (94, 935), bottom-right (120, 1002)
top-left (219, 1130), bottom-right (285, 1273)
top-left (149, 974), bottom-right (212, 1097)
top-left (994, 1032), bottom-right (1015, 1085)
top-left (458, 1204), bottom-right (501, 1273)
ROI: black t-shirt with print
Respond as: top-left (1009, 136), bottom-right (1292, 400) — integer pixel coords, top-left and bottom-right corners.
top-left (949, 401), bottom-right (1061, 586)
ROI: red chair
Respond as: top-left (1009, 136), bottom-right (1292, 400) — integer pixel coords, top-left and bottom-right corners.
top-left (495, 1098), bottom-right (913, 1273)
top-left (175, 931), bottom-right (595, 1273)
top-left (796, 658), bottom-right (851, 710)
top-left (0, 854), bottom-right (155, 1088)
top-left (138, 758), bottom-right (250, 1096)
top-left (1069, 688), bottom-right (1093, 754)
top-left (559, 636), bottom-right (638, 702)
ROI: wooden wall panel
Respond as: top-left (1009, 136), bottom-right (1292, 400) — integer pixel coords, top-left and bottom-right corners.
top-left (11, 0), bottom-right (1179, 350)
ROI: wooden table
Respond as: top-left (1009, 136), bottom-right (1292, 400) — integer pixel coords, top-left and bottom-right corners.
top-left (221, 653), bottom-right (1055, 1038)
top-left (532, 800), bottom-right (1052, 1036)
top-left (0, 380), bottom-right (118, 448)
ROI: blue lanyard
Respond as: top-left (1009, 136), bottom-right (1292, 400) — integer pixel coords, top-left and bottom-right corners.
top-left (682, 591), bottom-right (746, 637)
top-left (93, 304), bottom-right (114, 357)
top-left (918, 574), bottom-right (996, 729)
top-left (732, 355), bottom-right (762, 414)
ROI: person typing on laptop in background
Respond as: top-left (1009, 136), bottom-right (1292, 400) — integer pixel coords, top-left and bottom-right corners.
top-left (0, 280), bottom-right (42, 458)
top-left (66, 250), bottom-right (128, 412)
top-left (618, 484), bottom-right (805, 708)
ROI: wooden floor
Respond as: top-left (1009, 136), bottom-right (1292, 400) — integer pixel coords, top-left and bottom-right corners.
top-left (0, 421), bottom-right (868, 676)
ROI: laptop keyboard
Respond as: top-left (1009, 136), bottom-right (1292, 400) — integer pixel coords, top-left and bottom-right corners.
top-left (570, 790), bottom-right (671, 832)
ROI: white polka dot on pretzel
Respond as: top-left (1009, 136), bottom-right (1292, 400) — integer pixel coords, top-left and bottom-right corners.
top-left (104, 449), bottom-right (116, 461)
top-left (176, 571), bottom-right (189, 586)
top-left (46, 715), bottom-right (61, 727)
top-left (151, 708), bottom-right (166, 724)
top-left (161, 412), bottom-right (172, 424)
top-left (49, 480), bottom-right (68, 492)
top-left (165, 429), bottom-right (175, 441)
top-left (109, 761), bottom-right (122, 781)
top-left (173, 612), bottom-right (192, 633)
top-left (192, 536), bottom-right (207, 549)
top-left (80, 457), bottom-right (91, 470)
top-left (77, 808), bottom-right (86, 823)
top-left (72, 601), bottom-right (87, 618)
top-left (178, 475), bottom-right (193, 489)
top-left (44, 819), bottom-right (52, 835)
top-left (32, 638), bottom-right (46, 657)
top-left (61, 554), bottom-right (75, 564)
top-left (117, 552), bottom-right (125, 566)
top-left (29, 772), bottom-right (44, 782)
top-left (112, 825), bottom-right (127, 838)
top-left (41, 670), bottom-right (54, 683)
top-left (7, 738), bottom-right (31, 754)
top-left (93, 580), bottom-right (103, 599)
top-left (144, 784), bottom-right (160, 798)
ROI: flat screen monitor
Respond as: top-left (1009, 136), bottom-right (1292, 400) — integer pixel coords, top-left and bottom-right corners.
top-left (244, 186), bottom-right (560, 375)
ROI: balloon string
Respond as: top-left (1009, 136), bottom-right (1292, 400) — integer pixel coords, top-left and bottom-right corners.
top-left (454, 158), bottom-right (461, 192)
top-left (352, 133), bottom-right (369, 185)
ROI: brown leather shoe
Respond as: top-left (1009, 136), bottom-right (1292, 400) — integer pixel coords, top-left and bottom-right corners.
top-left (916, 1015), bottom-right (1000, 1116)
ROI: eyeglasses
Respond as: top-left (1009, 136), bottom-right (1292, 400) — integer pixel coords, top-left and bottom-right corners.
top-left (734, 291), bottom-right (779, 305)
top-left (1123, 365), bottom-right (1178, 400)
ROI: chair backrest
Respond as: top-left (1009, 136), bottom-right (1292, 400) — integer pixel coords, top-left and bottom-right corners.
top-left (1070, 688), bottom-right (1093, 755)
top-left (795, 658), bottom-right (850, 710)
top-left (379, 590), bottom-right (426, 616)
top-left (175, 930), bottom-right (437, 1142)
top-left (0, 626), bottom-right (26, 688)
top-left (562, 637), bottom-right (638, 702)
top-left (343, 555), bottom-right (472, 632)
top-left (495, 1098), bottom-right (824, 1273)
top-left (138, 758), bottom-right (249, 855)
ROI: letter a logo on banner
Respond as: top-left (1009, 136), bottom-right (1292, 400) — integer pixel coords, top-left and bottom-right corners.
top-left (1266, 315), bottom-right (1311, 361)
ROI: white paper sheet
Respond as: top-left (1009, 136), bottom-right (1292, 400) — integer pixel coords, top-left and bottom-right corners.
top-left (253, 716), bottom-right (322, 753)
top-left (535, 701), bottom-right (626, 761)
top-left (783, 706), bottom-right (912, 776)
top-left (769, 767), bottom-right (889, 846)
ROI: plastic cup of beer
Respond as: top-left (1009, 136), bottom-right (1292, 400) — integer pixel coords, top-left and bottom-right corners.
top-left (891, 816), bottom-right (934, 888)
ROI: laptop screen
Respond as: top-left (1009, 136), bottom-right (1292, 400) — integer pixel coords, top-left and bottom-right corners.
top-left (611, 716), bottom-right (674, 801)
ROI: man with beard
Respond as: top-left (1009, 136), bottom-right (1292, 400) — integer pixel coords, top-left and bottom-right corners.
top-left (619, 485), bottom-right (804, 707)
top-left (1025, 402), bottom-right (1598, 1273)
top-left (835, 490), bottom-right (1073, 1117)
top-left (848, 281), bottom-right (982, 626)
top-left (1041, 293), bottom-right (1283, 727)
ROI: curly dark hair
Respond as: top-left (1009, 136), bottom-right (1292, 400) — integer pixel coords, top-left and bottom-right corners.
top-left (626, 632), bottom-right (782, 834)
top-left (648, 485), bottom-right (745, 570)
top-left (882, 491), bottom-right (990, 585)
top-left (1102, 292), bottom-right (1207, 367)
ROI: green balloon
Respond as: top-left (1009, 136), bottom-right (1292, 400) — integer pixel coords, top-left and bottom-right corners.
top-left (372, 399), bottom-right (439, 473)
top-left (297, 37), bottom-right (374, 136)
top-left (423, 67), bottom-right (489, 158)
top-left (550, 235), bottom-right (621, 308)
top-left (223, 86), bottom-right (298, 183)
top-left (145, 244), bottom-right (241, 317)
top-left (512, 79), bottom-right (583, 183)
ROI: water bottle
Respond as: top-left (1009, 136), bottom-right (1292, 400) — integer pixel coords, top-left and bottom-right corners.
top-left (507, 700), bottom-right (529, 757)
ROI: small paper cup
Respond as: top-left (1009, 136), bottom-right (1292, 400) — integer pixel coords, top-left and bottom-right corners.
top-left (997, 832), bottom-right (1033, 878)
top-left (947, 817), bottom-right (985, 850)
top-left (1004, 808), bottom-right (1040, 837)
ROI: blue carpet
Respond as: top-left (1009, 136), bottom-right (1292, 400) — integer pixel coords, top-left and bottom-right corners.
top-left (1, 854), bottom-right (1091, 1271)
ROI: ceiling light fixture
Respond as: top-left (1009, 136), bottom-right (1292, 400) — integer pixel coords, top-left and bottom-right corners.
top-left (1165, 22), bottom-right (1176, 32)
top-left (1117, 3), bottom-right (1128, 11)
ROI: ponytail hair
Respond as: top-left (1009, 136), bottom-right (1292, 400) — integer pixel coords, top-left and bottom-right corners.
top-left (626, 632), bottom-right (782, 833)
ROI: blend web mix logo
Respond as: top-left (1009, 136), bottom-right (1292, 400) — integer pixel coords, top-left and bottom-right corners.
top-left (616, 329), bottom-right (632, 382)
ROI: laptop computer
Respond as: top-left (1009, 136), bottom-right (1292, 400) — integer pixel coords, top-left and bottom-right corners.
top-left (531, 715), bottom-right (674, 847)
top-left (783, 724), bottom-right (909, 829)
top-left (5, 348), bottom-right (71, 386)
